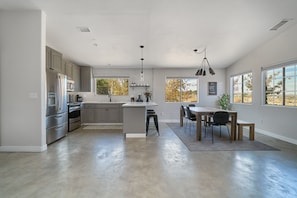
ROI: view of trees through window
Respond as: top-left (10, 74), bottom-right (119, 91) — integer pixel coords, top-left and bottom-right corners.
top-left (232, 72), bottom-right (253, 103)
top-left (264, 64), bottom-right (297, 106)
top-left (165, 78), bottom-right (198, 102)
top-left (95, 78), bottom-right (129, 96)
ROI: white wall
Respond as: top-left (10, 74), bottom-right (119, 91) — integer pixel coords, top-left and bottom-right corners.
top-left (226, 23), bottom-right (297, 144)
top-left (81, 67), bottom-right (226, 122)
top-left (0, 11), bottom-right (47, 152)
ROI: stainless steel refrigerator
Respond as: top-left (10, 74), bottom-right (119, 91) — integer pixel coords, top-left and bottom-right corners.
top-left (46, 69), bottom-right (68, 144)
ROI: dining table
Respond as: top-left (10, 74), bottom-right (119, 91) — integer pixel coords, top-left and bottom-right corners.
top-left (180, 106), bottom-right (237, 141)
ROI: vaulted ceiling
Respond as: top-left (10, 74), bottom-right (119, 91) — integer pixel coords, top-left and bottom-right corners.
top-left (1, 0), bottom-right (297, 69)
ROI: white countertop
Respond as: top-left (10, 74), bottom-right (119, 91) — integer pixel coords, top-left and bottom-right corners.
top-left (122, 102), bottom-right (158, 107)
top-left (82, 101), bottom-right (126, 104)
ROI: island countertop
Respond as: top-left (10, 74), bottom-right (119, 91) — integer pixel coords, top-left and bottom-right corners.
top-left (122, 102), bottom-right (158, 107)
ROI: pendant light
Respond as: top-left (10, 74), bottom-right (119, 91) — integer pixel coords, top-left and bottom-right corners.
top-left (194, 48), bottom-right (215, 76)
top-left (140, 45), bottom-right (144, 81)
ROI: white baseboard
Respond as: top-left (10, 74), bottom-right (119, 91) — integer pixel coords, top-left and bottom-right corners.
top-left (0, 145), bottom-right (47, 152)
top-left (125, 133), bottom-right (146, 138)
top-left (255, 128), bottom-right (297, 145)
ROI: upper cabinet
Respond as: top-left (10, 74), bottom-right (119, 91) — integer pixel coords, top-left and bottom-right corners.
top-left (72, 64), bottom-right (80, 92)
top-left (64, 60), bottom-right (81, 91)
top-left (46, 46), bottom-right (63, 73)
top-left (80, 66), bottom-right (93, 92)
top-left (65, 61), bottom-right (73, 79)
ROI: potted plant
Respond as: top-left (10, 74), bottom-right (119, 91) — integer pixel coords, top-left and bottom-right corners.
top-left (218, 93), bottom-right (230, 110)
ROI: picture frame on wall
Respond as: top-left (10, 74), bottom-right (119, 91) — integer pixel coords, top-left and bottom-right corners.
top-left (208, 82), bottom-right (217, 95)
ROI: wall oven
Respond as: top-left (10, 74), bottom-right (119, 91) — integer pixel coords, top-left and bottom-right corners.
top-left (68, 103), bottom-right (81, 132)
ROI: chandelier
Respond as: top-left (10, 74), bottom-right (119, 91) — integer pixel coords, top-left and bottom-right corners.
top-left (194, 48), bottom-right (215, 76)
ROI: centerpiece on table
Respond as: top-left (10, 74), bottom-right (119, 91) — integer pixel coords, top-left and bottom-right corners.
top-left (144, 91), bottom-right (152, 102)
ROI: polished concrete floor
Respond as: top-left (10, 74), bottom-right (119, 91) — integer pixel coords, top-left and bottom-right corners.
top-left (1, 123), bottom-right (297, 198)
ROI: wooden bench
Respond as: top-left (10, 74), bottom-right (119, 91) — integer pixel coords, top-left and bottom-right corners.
top-left (237, 120), bottom-right (255, 141)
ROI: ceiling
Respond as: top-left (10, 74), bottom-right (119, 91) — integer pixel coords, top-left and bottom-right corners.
top-left (1, 0), bottom-right (297, 69)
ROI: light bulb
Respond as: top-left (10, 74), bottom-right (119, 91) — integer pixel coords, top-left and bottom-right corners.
top-left (140, 72), bottom-right (144, 81)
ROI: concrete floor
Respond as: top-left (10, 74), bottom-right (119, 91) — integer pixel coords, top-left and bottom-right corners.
top-left (1, 123), bottom-right (297, 198)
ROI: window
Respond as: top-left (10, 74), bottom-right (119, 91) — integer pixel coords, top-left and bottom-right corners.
top-left (263, 62), bottom-right (297, 106)
top-left (231, 72), bottom-right (253, 103)
top-left (165, 78), bottom-right (198, 102)
top-left (95, 78), bottom-right (129, 96)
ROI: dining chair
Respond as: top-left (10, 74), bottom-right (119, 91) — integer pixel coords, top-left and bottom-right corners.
top-left (205, 111), bottom-right (230, 143)
top-left (185, 106), bottom-right (196, 129)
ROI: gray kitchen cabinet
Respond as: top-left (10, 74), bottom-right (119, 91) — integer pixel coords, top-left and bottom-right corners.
top-left (65, 61), bottom-right (73, 79)
top-left (72, 64), bottom-right (80, 91)
top-left (80, 66), bottom-right (93, 92)
top-left (46, 46), bottom-right (63, 73)
top-left (65, 61), bottom-right (80, 91)
top-left (81, 103), bottom-right (123, 124)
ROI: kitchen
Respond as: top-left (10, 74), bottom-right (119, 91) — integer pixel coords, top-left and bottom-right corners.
top-left (1, 1), bottom-right (297, 153)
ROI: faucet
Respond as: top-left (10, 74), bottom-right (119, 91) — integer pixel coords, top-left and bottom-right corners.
top-left (108, 92), bottom-right (112, 102)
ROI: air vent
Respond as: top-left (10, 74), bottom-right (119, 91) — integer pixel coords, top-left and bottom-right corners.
top-left (270, 19), bottom-right (290, 31)
top-left (77, 26), bottom-right (91, 32)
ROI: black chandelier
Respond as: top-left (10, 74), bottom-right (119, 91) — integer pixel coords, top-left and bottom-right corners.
top-left (140, 45), bottom-right (144, 81)
top-left (194, 48), bottom-right (215, 76)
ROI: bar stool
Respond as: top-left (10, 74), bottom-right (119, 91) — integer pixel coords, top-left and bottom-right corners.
top-left (146, 110), bottom-right (159, 136)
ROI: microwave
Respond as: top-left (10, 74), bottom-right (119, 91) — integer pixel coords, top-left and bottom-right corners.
top-left (67, 80), bottom-right (75, 92)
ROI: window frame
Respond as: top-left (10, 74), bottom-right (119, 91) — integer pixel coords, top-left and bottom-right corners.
top-left (165, 77), bottom-right (199, 103)
top-left (230, 72), bottom-right (253, 104)
top-left (262, 61), bottom-right (297, 107)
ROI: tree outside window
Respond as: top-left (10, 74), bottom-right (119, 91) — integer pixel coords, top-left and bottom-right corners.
top-left (96, 78), bottom-right (129, 96)
top-left (165, 78), bottom-right (198, 102)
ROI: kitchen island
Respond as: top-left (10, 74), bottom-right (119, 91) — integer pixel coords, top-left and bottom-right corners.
top-left (122, 102), bottom-right (158, 138)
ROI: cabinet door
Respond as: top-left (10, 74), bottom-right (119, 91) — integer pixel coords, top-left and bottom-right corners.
top-left (108, 107), bottom-right (121, 123)
top-left (81, 108), bottom-right (95, 123)
top-left (65, 61), bottom-right (73, 79)
top-left (46, 47), bottom-right (51, 69)
top-left (51, 48), bottom-right (63, 73)
top-left (72, 64), bottom-right (80, 91)
top-left (94, 108), bottom-right (107, 123)
top-left (80, 66), bottom-right (93, 92)
top-left (46, 47), bottom-right (63, 73)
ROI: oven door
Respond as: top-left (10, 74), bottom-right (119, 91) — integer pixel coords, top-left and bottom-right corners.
top-left (68, 105), bottom-right (81, 132)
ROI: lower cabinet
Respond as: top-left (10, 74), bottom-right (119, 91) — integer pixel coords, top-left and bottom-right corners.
top-left (81, 103), bottom-right (123, 124)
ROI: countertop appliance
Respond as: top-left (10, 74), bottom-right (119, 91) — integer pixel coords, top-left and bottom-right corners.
top-left (68, 102), bottom-right (81, 132)
top-left (46, 69), bottom-right (68, 144)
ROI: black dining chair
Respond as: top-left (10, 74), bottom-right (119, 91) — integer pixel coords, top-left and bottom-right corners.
top-left (185, 106), bottom-right (196, 128)
top-left (205, 111), bottom-right (230, 143)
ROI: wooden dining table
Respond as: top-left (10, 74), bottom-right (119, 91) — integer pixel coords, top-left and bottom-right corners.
top-left (180, 106), bottom-right (237, 141)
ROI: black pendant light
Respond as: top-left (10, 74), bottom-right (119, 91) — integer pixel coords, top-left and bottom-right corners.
top-left (140, 45), bottom-right (144, 81)
top-left (194, 48), bottom-right (215, 76)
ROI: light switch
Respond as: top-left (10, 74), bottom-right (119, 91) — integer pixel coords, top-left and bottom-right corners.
top-left (29, 92), bottom-right (38, 99)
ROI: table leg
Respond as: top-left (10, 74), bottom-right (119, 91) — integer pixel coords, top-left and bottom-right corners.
top-left (230, 113), bottom-right (237, 141)
top-left (196, 112), bottom-right (202, 141)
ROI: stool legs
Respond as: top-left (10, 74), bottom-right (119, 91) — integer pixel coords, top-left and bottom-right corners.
top-left (146, 114), bottom-right (159, 136)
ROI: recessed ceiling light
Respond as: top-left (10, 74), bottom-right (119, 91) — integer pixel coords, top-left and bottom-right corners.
top-left (77, 26), bottom-right (91, 32)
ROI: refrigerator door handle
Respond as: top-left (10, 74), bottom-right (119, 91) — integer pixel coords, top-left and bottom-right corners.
top-left (57, 74), bottom-right (61, 112)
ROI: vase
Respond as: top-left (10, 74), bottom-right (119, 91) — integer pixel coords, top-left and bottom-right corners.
top-left (146, 96), bottom-right (149, 102)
